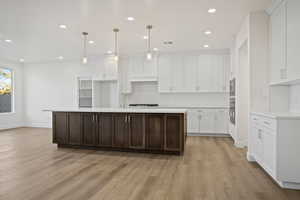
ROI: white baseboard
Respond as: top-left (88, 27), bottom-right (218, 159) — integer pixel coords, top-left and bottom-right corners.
top-left (0, 122), bottom-right (24, 131)
top-left (25, 121), bottom-right (52, 128)
top-left (188, 132), bottom-right (230, 137)
top-left (234, 139), bottom-right (247, 148)
top-left (247, 152), bottom-right (256, 162)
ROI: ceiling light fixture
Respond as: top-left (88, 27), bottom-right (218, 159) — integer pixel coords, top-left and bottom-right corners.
top-left (113, 28), bottom-right (120, 61)
top-left (208, 8), bottom-right (217, 13)
top-left (143, 35), bottom-right (148, 40)
top-left (82, 32), bottom-right (88, 64)
top-left (127, 17), bottom-right (135, 21)
top-left (88, 40), bottom-right (95, 44)
top-left (204, 30), bottom-right (212, 35)
top-left (58, 56), bottom-right (64, 60)
top-left (146, 25), bottom-right (153, 60)
top-left (19, 58), bottom-right (25, 63)
top-left (4, 39), bottom-right (12, 43)
top-left (153, 48), bottom-right (158, 51)
top-left (203, 44), bottom-right (209, 48)
top-left (107, 50), bottom-right (113, 54)
top-left (59, 24), bottom-right (67, 29)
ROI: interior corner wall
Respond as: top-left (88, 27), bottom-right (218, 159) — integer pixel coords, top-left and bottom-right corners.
top-left (0, 59), bottom-right (24, 130)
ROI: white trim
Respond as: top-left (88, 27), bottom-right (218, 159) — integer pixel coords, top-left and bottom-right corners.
top-left (25, 121), bottom-right (52, 128)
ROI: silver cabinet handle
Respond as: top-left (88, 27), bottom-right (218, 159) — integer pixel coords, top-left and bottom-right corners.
top-left (128, 115), bottom-right (131, 123)
top-left (264, 121), bottom-right (270, 125)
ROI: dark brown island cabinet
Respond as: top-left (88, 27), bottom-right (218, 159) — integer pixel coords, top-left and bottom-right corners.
top-left (52, 112), bottom-right (187, 155)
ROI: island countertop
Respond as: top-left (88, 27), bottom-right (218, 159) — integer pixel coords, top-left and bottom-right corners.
top-left (44, 107), bottom-right (188, 114)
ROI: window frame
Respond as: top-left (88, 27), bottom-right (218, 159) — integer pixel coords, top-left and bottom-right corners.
top-left (0, 67), bottom-right (14, 114)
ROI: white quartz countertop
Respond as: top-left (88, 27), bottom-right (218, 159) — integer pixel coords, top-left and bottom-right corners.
top-left (43, 107), bottom-right (187, 114)
top-left (251, 112), bottom-right (300, 119)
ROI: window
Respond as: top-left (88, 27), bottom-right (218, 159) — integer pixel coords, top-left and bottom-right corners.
top-left (0, 68), bottom-right (13, 113)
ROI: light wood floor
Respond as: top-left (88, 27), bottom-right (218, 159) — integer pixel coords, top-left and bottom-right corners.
top-left (1, 128), bottom-right (300, 200)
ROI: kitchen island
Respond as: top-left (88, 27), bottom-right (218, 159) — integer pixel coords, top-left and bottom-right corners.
top-left (47, 107), bottom-right (187, 155)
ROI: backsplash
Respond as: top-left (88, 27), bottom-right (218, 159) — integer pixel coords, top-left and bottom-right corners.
top-left (290, 84), bottom-right (300, 113)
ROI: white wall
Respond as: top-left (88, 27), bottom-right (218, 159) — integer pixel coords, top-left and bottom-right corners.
top-left (23, 58), bottom-right (107, 128)
top-left (0, 59), bottom-right (24, 130)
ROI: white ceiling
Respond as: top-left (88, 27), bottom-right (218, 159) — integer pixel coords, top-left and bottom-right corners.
top-left (0, 0), bottom-right (271, 63)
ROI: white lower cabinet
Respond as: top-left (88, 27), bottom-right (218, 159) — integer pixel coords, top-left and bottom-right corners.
top-left (249, 113), bottom-right (300, 190)
top-left (187, 109), bottom-right (228, 135)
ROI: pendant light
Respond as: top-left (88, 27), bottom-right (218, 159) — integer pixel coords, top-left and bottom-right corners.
top-left (82, 32), bottom-right (88, 64)
top-left (146, 25), bottom-right (153, 60)
top-left (113, 28), bottom-right (119, 61)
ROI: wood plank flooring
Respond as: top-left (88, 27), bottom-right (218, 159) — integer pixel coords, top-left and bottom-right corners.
top-left (1, 128), bottom-right (300, 200)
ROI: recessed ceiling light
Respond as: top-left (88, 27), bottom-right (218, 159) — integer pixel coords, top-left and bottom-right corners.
top-left (208, 8), bottom-right (217, 13)
top-left (127, 17), bottom-right (135, 21)
top-left (153, 48), bottom-right (158, 51)
top-left (59, 24), bottom-right (67, 29)
top-left (19, 58), bottom-right (25, 63)
top-left (57, 56), bottom-right (64, 60)
top-left (4, 39), bottom-right (12, 43)
top-left (88, 40), bottom-right (95, 44)
top-left (204, 30), bottom-right (212, 35)
top-left (143, 36), bottom-right (148, 40)
top-left (203, 44), bottom-right (209, 48)
top-left (107, 50), bottom-right (113, 54)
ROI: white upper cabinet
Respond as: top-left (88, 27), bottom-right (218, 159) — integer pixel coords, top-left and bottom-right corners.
top-left (286, 0), bottom-right (300, 81)
top-left (270, 1), bottom-right (287, 83)
top-left (94, 56), bottom-right (118, 80)
top-left (119, 57), bottom-right (131, 94)
top-left (158, 53), bottom-right (229, 93)
top-left (128, 55), bottom-right (157, 81)
top-left (158, 55), bottom-right (172, 92)
top-left (270, 0), bottom-right (300, 84)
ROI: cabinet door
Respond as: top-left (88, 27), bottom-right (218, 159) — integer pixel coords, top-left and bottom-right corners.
top-left (171, 55), bottom-right (184, 92)
top-left (187, 110), bottom-right (200, 133)
top-left (53, 112), bottom-right (68, 144)
top-left (119, 58), bottom-right (132, 93)
top-left (287, 0), bottom-right (300, 80)
top-left (183, 55), bottom-right (198, 92)
top-left (199, 110), bottom-right (215, 134)
top-left (197, 55), bottom-right (212, 91)
top-left (158, 55), bottom-right (172, 92)
top-left (271, 1), bottom-right (287, 82)
top-left (143, 56), bottom-right (157, 78)
top-left (128, 114), bottom-right (145, 149)
top-left (165, 114), bottom-right (182, 151)
top-left (214, 110), bottom-right (228, 134)
top-left (211, 55), bottom-right (224, 92)
top-left (104, 56), bottom-right (118, 80)
top-left (98, 113), bottom-right (113, 147)
top-left (68, 112), bottom-right (82, 145)
top-left (263, 129), bottom-right (276, 175)
top-left (146, 114), bottom-right (164, 150)
top-left (113, 114), bottom-right (129, 148)
top-left (82, 113), bottom-right (97, 146)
